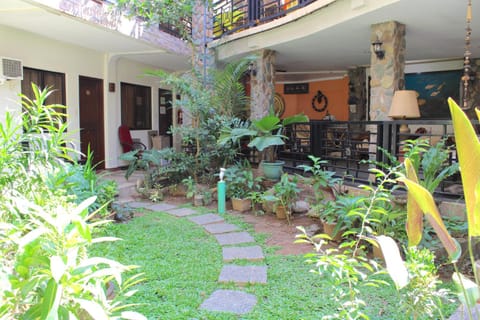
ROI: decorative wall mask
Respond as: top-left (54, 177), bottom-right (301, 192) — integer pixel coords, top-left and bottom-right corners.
top-left (312, 90), bottom-right (328, 113)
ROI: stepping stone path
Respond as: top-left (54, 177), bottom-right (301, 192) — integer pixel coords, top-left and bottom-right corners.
top-left (218, 265), bottom-right (268, 284)
top-left (120, 199), bottom-right (267, 316)
top-left (223, 245), bottom-right (264, 262)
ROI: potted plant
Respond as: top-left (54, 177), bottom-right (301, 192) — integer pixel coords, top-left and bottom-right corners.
top-left (315, 200), bottom-right (342, 241)
top-left (219, 111), bottom-right (309, 180)
top-left (248, 190), bottom-right (265, 215)
top-left (264, 173), bottom-right (300, 223)
top-left (317, 194), bottom-right (365, 241)
top-left (182, 176), bottom-right (201, 206)
top-left (297, 155), bottom-right (342, 201)
top-left (224, 162), bottom-right (263, 212)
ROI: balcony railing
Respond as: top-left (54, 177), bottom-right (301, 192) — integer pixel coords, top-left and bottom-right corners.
top-left (159, 17), bottom-right (192, 39)
top-left (212, 0), bottom-right (317, 39)
top-left (273, 120), bottom-right (466, 200)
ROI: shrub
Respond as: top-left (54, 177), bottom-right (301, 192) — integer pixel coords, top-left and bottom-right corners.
top-left (0, 84), bottom-right (145, 319)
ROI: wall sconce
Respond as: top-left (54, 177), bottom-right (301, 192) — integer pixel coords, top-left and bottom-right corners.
top-left (372, 38), bottom-right (385, 59)
top-left (248, 61), bottom-right (257, 77)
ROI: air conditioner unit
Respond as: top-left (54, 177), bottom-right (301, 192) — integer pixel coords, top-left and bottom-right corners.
top-left (0, 57), bottom-right (23, 80)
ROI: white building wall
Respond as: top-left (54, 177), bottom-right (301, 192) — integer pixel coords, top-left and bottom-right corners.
top-left (0, 25), bottom-right (164, 168)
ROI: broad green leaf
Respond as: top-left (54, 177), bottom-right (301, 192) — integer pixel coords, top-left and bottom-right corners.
top-left (45, 284), bottom-right (63, 320)
top-left (282, 113), bottom-right (309, 126)
top-left (373, 235), bottom-right (409, 289)
top-left (218, 128), bottom-right (256, 145)
top-left (449, 98), bottom-right (480, 237)
top-left (50, 256), bottom-right (66, 283)
top-left (404, 158), bottom-right (423, 247)
top-left (252, 115), bottom-right (281, 132)
top-left (73, 219), bottom-right (92, 242)
top-left (398, 177), bottom-right (461, 262)
top-left (76, 298), bottom-right (109, 319)
top-left (17, 228), bottom-right (46, 249)
top-left (72, 196), bottom-right (96, 217)
top-left (41, 279), bottom-right (59, 320)
top-left (248, 136), bottom-right (284, 151)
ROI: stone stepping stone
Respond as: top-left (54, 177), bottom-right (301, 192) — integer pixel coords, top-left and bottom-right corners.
top-left (166, 207), bottom-right (198, 217)
top-left (188, 213), bottom-right (224, 225)
top-left (449, 304), bottom-right (480, 320)
top-left (126, 201), bottom-right (151, 209)
top-left (223, 246), bottom-right (264, 262)
top-left (147, 203), bottom-right (177, 212)
top-left (203, 222), bottom-right (239, 234)
top-left (218, 265), bottom-right (267, 284)
top-left (214, 232), bottom-right (254, 246)
top-left (199, 289), bottom-right (257, 315)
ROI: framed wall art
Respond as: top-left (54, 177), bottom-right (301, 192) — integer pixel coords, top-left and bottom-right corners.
top-left (284, 83), bottom-right (309, 94)
top-left (405, 69), bottom-right (462, 119)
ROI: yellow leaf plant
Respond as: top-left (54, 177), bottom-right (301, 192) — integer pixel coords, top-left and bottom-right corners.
top-left (397, 98), bottom-right (480, 313)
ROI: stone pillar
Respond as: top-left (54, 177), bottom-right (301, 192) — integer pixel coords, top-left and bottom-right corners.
top-left (347, 67), bottom-right (367, 123)
top-left (369, 21), bottom-right (406, 120)
top-left (250, 50), bottom-right (276, 120)
top-left (192, 0), bottom-right (216, 85)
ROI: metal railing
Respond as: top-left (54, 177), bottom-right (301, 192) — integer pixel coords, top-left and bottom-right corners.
top-left (212, 0), bottom-right (317, 38)
top-left (278, 120), bottom-right (465, 199)
top-left (159, 17), bottom-right (192, 39)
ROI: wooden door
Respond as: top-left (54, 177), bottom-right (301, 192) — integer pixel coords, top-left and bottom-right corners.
top-left (158, 89), bottom-right (173, 146)
top-left (79, 76), bottom-right (105, 169)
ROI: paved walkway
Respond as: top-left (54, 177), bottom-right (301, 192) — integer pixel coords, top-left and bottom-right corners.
top-left (105, 170), bottom-right (266, 316)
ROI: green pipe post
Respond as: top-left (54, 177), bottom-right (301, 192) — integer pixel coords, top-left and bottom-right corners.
top-left (218, 168), bottom-right (226, 214)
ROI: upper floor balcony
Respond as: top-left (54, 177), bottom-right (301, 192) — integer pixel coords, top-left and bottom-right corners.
top-left (212, 0), bottom-right (317, 39)
top-left (1, 0), bottom-right (191, 67)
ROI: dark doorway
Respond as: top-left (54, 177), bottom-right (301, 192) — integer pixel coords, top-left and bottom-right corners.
top-left (159, 89), bottom-right (173, 146)
top-left (79, 76), bottom-right (105, 169)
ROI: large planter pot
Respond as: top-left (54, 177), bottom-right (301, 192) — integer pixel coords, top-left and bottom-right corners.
top-left (322, 220), bottom-right (342, 242)
top-left (169, 184), bottom-right (187, 197)
top-left (275, 204), bottom-right (288, 220)
top-left (262, 160), bottom-right (285, 180)
top-left (232, 198), bottom-right (251, 212)
top-left (193, 194), bottom-right (204, 207)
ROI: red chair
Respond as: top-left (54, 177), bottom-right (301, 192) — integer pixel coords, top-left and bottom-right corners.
top-left (118, 125), bottom-right (147, 153)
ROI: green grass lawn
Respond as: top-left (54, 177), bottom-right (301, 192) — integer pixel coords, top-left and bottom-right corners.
top-left (92, 208), bottom-right (457, 319)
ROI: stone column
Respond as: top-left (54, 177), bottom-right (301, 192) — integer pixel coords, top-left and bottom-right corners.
top-left (250, 50), bottom-right (276, 120)
top-left (369, 21), bottom-right (406, 120)
top-left (347, 67), bottom-right (367, 123)
top-left (192, 0), bottom-right (216, 85)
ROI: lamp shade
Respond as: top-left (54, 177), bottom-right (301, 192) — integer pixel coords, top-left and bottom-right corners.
top-left (388, 90), bottom-right (420, 119)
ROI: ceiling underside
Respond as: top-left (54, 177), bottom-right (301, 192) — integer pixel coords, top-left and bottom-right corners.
top-left (0, 0), bottom-right (478, 80)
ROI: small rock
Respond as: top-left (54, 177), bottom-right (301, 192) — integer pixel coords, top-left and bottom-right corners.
top-left (306, 208), bottom-right (320, 219)
top-left (292, 200), bottom-right (309, 213)
top-left (304, 223), bottom-right (321, 236)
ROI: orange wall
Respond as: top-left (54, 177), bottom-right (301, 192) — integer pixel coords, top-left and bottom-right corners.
top-left (275, 77), bottom-right (349, 121)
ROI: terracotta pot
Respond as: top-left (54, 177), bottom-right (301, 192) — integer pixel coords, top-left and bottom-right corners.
top-left (232, 198), bottom-right (251, 212)
top-left (193, 194), bottom-right (204, 206)
top-left (169, 184), bottom-right (187, 197)
top-left (276, 205), bottom-right (288, 220)
top-left (322, 221), bottom-right (342, 241)
top-left (262, 198), bottom-right (276, 214)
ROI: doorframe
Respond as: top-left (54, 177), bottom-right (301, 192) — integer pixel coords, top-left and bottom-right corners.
top-left (79, 75), bottom-right (105, 169)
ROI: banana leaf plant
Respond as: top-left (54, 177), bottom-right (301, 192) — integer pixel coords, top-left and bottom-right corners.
top-left (376, 98), bottom-right (479, 314)
top-left (218, 112), bottom-right (309, 162)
